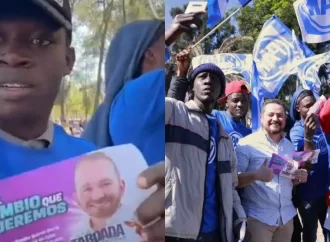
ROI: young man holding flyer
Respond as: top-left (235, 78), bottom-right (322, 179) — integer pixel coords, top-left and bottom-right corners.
top-left (289, 89), bottom-right (329, 242)
top-left (0, 0), bottom-right (95, 180)
top-left (235, 99), bottom-right (308, 242)
top-left (0, 1), bottom-right (165, 241)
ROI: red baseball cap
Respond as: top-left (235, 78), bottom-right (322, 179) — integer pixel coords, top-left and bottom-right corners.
top-left (218, 80), bottom-right (250, 103)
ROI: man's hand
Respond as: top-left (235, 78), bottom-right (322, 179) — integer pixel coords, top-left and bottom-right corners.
top-left (254, 159), bottom-right (274, 182)
top-left (294, 169), bottom-right (308, 183)
top-left (135, 162), bottom-right (164, 242)
top-left (176, 48), bottom-right (191, 77)
top-left (165, 12), bottom-right (205, 46)
top-left (304, 113), bottom-right (317, 139)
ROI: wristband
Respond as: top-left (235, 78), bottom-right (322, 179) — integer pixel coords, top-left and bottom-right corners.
top-left (304, 137), bottom-right (313, 143)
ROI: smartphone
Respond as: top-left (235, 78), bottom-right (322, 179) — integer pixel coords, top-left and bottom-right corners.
top-left (185, 1), bottom-right (207, 14)
top-left (185, 1), bottom-right (207, 29)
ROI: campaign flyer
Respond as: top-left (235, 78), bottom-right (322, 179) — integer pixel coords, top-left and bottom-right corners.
top-left (292, 149), bottom-right (320, 165)
top-left (268, 153), bottom-right (298, 179)
top-left (0, 144), bottom-right (153, 242)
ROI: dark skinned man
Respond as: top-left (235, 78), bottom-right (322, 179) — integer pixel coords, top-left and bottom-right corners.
top-left (165, 62), bottom-right (246, 242)
top-left (168, 49), bottom-right (251, 148)
top-left (217, 81), bottom-right (252, 148)
top-left (0, 0), bottom-right (96, 180)
top-left (290, 89), bottom-right (330, 242)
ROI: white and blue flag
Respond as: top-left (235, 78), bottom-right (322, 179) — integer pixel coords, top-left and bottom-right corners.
top-left (207, 0), bottom-right (252, 28)
top-left (294, 0), bottom-right (330, 43)
top-left (253, 15), bottom-right (314, 98)
top-left (192, 53), bottom-right (253, 83)
top-left (291, 29), bottom-right (315, 73)
top-left (251, 62), bottom-right (264, 131)
top-left (297, 51), bottom-right (330, 97)
top-left (292, 29), bottom-right (306, 61)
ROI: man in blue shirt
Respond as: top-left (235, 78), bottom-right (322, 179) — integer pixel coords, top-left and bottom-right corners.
top-left (0, 0), bottom-right (95, 180)
top-left (215, 80), bottom-right (252, 148)
top-left (290, 89), bottom-right (329, 242)
top-left (236, 99), bottom-right (308, 242)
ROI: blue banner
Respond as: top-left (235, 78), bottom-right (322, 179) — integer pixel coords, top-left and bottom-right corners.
top-left (294, 0), bottom-right (330, 43)
top-left (251, 62), bottom-right (264, 131)
top-left (297, 51), bottom-right (330, 97)
top-left (191, 53), bottom-right (253, 84)
top-left (207, 0), bottom-right (252, 28)
top-left (253, 15), bottom-right (314, 98)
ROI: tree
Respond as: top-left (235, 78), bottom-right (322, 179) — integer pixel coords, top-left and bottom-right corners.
top-left (75, 0), bottom-right (115, 113)
top-left (166, 4), bottom-right (237, 93)
top-left (73, 0), bottom-right (158, 114)
top-left (54, 79), bottom-right (71, 121)
top-left (213, 36), bottom-right (254, 54)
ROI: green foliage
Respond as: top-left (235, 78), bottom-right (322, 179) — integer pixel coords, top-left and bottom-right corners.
top-left (52, 0), bottom-right (157, 120)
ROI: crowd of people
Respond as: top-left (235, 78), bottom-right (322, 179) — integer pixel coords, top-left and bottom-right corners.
top-left (2, 0), bottom-right (330, 242)
top-left (164, 12), bottom-right (330, 242)
top-left (54, 119), bottom-right (87, 137)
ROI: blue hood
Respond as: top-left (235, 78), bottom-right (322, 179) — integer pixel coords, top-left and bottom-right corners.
top-left (290, 88), bottom-right (306, 123)
top-left (82, 20), bottom-right (164, 147)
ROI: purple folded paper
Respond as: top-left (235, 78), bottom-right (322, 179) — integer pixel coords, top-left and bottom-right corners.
top-left (0, 144), bottom-right (151, 242)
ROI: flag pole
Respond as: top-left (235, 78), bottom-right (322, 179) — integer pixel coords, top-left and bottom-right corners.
top-left (192, 1), bottom-right (251, 49)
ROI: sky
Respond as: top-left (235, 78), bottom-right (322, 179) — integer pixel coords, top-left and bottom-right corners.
top-left (165, 0), bottom-right (241, 28)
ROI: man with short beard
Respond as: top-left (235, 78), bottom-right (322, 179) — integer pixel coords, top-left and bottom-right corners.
top-left (235, 99), bottom-right (308, 242)
top-left (72, 152), bottom-right (138, 240)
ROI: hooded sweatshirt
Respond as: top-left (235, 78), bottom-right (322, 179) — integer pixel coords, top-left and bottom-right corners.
top-left (289, 89), bottom-right (329, 201)
top-left (82, 20), bottom-right (164, 166)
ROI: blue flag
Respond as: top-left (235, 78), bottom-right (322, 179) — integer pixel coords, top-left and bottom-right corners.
top-left (207, 0), bottom-right (229, 28)
top-left (253, 15), bottom-right (314, 98)
top-left (297, 52), bottom-right (330, 97)
top-left (191, 53), bottom-right (253, 84)
top-left (207, 0), bottom-right (252, 28)
top-left (292, 29), bottom-right (315, 63)
top-left (251, 62), bottom-right (264, 131)
top-left (294, 0), bottom-right (330, 43)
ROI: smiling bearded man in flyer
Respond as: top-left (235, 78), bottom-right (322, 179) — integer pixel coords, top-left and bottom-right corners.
top-left (71, 152), bottom-right (140, 241)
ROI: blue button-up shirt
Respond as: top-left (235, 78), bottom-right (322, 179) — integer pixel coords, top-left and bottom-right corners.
top-left (236, 129), bottom-right (297, 226)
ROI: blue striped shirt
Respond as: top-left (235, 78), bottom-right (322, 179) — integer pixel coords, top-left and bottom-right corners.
top-left (236, 129), bottom-right (297, 226)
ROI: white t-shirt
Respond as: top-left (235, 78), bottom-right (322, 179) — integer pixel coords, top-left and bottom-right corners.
top-left (70, 204), bottom-right (140, 241)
